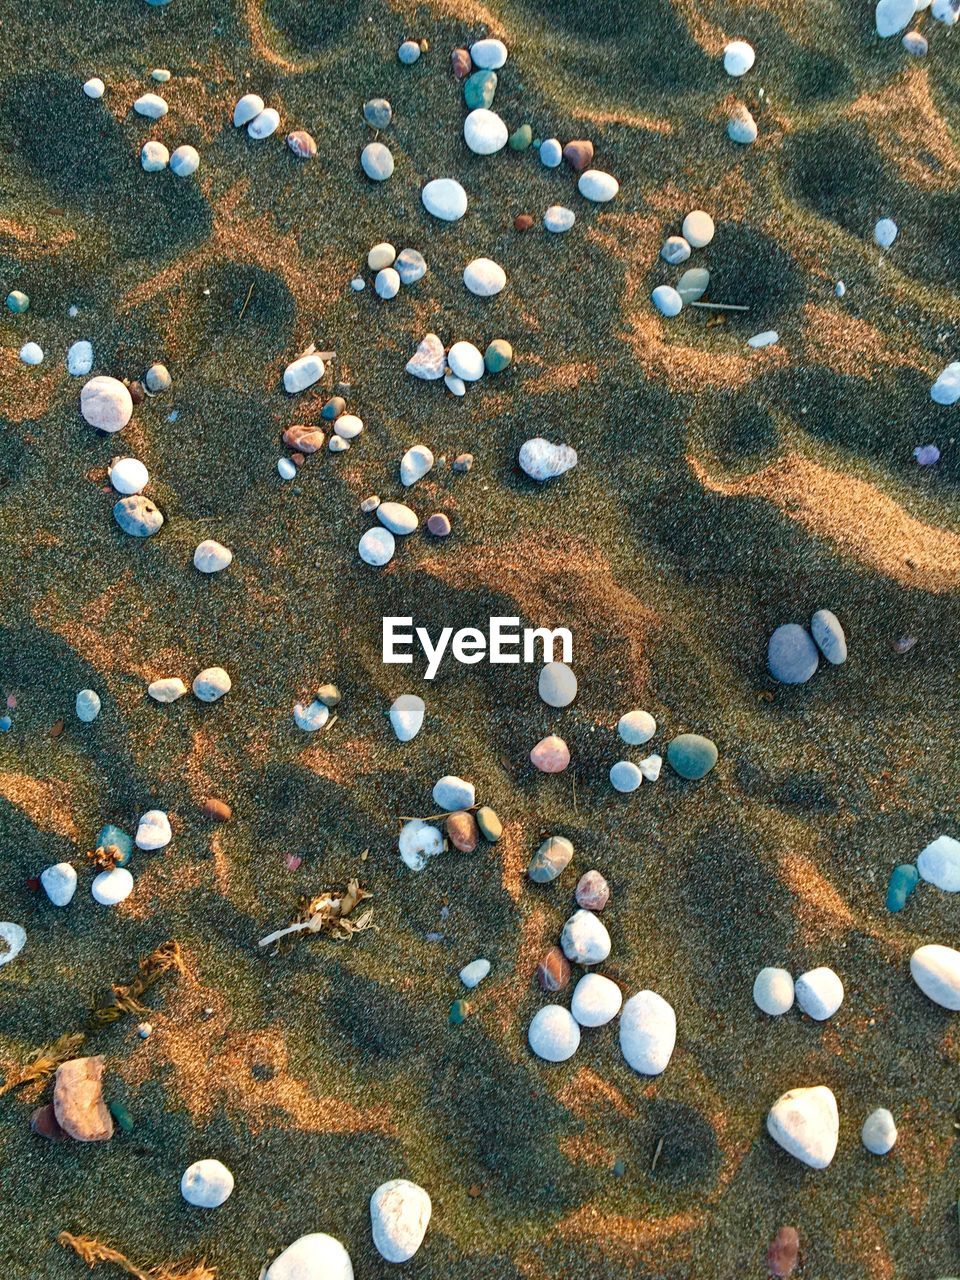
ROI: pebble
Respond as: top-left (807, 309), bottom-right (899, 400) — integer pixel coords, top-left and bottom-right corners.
top-left (433, 775), bottom-right (475, 811)
top-left (451, 48), bottom-right (472, 79)
top-left (395, 248), bottom-right (427, 285)
top-left (576, 870), bottom-right (610, 911)
top-left (317, 684), bottom-right (340, 707)
top-left (400, 444), bottom-right (435, 485)
top-left (767, 1227), bottom-right (800, 1279)
top-left (617, 709), bottom-right (655, 744)
top-left (723, 39), bottom-right (756, 75)
top-left (448, 341), bottom-right (485, 381)
top-left (359, 527), bottom-right (395, 566)
top-left (876, 0), bottom-right (916, 35)
top-left (539, 138), bottom-right (562, 167)
top-left (811, 608), bottom-right (847, 664)
top-left (862, 1108), bottom-right (897, 1155)
top-left (874, 217), bottom-right (898, 248)
top-left (463, 257), bottom-right (506, 297)
top-left (6, 290), bottom-right (29, 313)
top-left (476, 806), bottom-right (502, 841)
top-left (528, 1005), bottom-right (580, 1062)
top-left (293, 700), bottom-right (330, 732)
top-left (563, 140), bottom-right (594, 171)
top-left (453, 452), bottom-right (474, 472)
top-left (248, 108), bottom-right (280, 139)
top-left (639, 753), bottom-right (662, 781)
top-left (321, 396), bottom-right (346, 420)
top-left (661, 235), bottom-right (691, 265)
top-left (194, 539), bottom-right (232, 573)
top-left (610, 761), bottom-right (642, 793)
top-left (361, 497), bottom-right (380, 516)
top-left (747, 330), bottom-right (778, 348)
top-left (933, 0), bottom-right (959, 24)
top-left (903, 28), bottom-right (928, 53)
top-left (31, 1103), bottom-right (64, 1139)
top-left (170, 145), bottom-right (200, 177)
top-left (136, 809), bottom-right (171, 849)
top-left (537, 945), bottom-right (571, 992)
top-left (886, 862), bottom-right (919, 912)
top-left (835, 280), bottom-right (846, 298)
top-left (682, 209), bottom-right (715, 247)
top-left (277, 455), bottom-right (297, 479)
top-left (83, 77), bottom-right (105, 99)
top-left (398, 39), bottom-right (421, 64)
top-left (148, 677), bottom-right (188, 703)
top-left (421, 178), bottom-right (468, 222)
top-left (538, 661), bottom-right (577, 707)
top-left (544, 206), bottom-right (576, 233)
top-left (767, 1085), bottom-right (839, 1168)
top-left (464, 70), bottom-right (498, 110)
top-left (572, 974), bottom-right (623, 1027)
top-left (446, 810), bottom-right (478, 853)
top-left (427, 513), bottom-right (451, 536)
top-left (519, 437), bottom-right (577, 481)
top-left (652, 285), bottom-right (683, 317)
top-left (768, 623), bottom-right (819, 684)
top-left (514, 213), bottom-right (534, 232)
top-left (931, 362), bottom-right (960, 405)
top-left (915, 443), bottom-right (940, 465)
top-left (677, 267), bottom-right (710, 303)
top-left (377, 502), bottom-right (418, 535)
top-left (484, 339), bottom-right (512, 372)
top-left (193, 667), bottom-right (231, 702)
top-left (560, 909), bottom-right (611, 965)
top-left (363, 97), bottom-right (393, 129)
top-left (918, 835), bottom-right (960, 891)
top-left (53, 1057), bottom-right (112, 1141)
top-left (470, 37), bottom-right (508, 68)
top-left (76, 689), bottom-right (101, 723)
top-left (92, 867), bottom-right (134, 906)
top-left (795, 966), bottom-right (844, 1020)
top-left (181, 1159), bottom-right (234, 1208)
top-left (114, 495), bottom-right (164, 537)
top-left (753, 966), bottom-right (794, 1015)
top-left (398, 819), bottom-right (444, 871)
top-left (264, 1234), bottom-right (353, 1280)
top-left (375, 267), bottom-right (401, 299)
top-left (460, 959), bottom-right (490, 988)
top-left (509, 124), bottom-right (533, 151)
top-left (619, 990), bottom-right (676, 1075)
top-left (283, 353), bottom-right (324, 393)
top-left (370, 1179), bottom-right (431, 1263)
top-left (666, 733), bottom-right (718, 779)
top-left (728, 103), bottom-right (758, 144)
top-left (577, 169), bottom-right (619, 202)
top-left (67, 341), bottom-right (93, 376)
top-left (134, 92), bottom-right (168, 119)
top-left (151, 68), bottom-right (170, 83)
top-left (530, 734), bottom-right (570, 773)
top-left (145, 362), bottom-right (171, 394)
top-left (233, 94), bottom-right (264, 126)
top-left (41, 863), bottom-right (77, 907)
top-left (0, 920), bottom-right (26, 968)
top-left (406, 333), bottom-right (446, 380)
top-left (19, 342), bottom-right (43, 365)
top-left (361, 142), bottom-right (394, 181)
top-left (201, 797), bottom-right (232, 822)
top-left (528, 835), bottom-right (574, 884)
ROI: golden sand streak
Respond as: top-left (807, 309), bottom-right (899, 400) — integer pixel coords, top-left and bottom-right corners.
top-left (556, 1067), bottom-right (636, 1119)
top-left (385, 0), bottom-right (505, 35)
top-left (31, 573), bottom-right (163, 681)
top-left (523, 361), bottom-right (598, 394)
top-left (0, 772), bottom-right (78, 840)
top-left (484, 906), bottom-right (549, 1057)
top-left (572, 107), bottom-right (672, 134)
top-left (689, 451), bottom-right (960, 593)
top-left (558, 1133), bottom-right (615, 1167)
top-left (299, 736), bottom-right (378, 786)
top-left (556, 1207), bottom-right (701, 1266)
top-left (845, 65), bottom-right (960, 192)
top-left (800, 302), bottom-right (929, 380)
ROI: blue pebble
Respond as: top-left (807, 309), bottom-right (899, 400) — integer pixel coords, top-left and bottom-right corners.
top-left (96, 823), bottom-right (134, 866)
top-left (811, 609), bottom-right (847, 665)
top-left (398, 40), bottom-right (421, 64)
top-left (886, 863), bottom-right (919, 913)
top-left (0, 715), bottom-right (11, 732)
top-left (768, 624), bottom-right (819, 684)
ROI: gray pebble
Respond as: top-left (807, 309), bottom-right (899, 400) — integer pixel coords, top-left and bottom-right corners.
top-left (114, 495), bottom-right (164, 537)
top-left (361, 142), bottom-right (394, 181)
top-left (768, 624), bottom-right (819, 685)
top-left (395, 248), bottom-right (427, 284)
top-left (811, 609), bottom-right (847, 665)
top-left (398, 40), bottom-right (421, 64)
top-left (363, 97), bottom-right (393, 129)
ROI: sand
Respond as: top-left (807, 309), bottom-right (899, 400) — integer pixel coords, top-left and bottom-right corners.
top-left (0, 0), bottom-right (959, 1277)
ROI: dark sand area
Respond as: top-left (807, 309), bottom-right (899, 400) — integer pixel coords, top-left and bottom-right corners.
top-left (1, 0), bottom-right (960, 1276)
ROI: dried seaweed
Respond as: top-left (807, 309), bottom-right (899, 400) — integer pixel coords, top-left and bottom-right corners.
top-left (258, 878), bottom-right (375, 949)
top-left (0, 1032), bottom-right (86, 1099)
top-left (58, 1231), bottom-right (215, 1280)
top-left (87, 843), bottom-right (124, 871)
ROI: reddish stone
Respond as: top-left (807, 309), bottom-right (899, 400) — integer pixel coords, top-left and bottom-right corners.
top-left (286, 129), bottom-right (317, 160)
top-left (451, 48), bottom-right (472, 79)
top-left (30, 1104), bottom-right (65, 1140)
top-left (514, 213), bottom-right (534, 232)
top-left (575, 869), bottom-right (610, 911)
top-left (53, 1056), bottom-right (113, 1142)
top-left (446, 810), bottom-right (478, 853)
top-left (530, 734), bottom-right (570, 773)
top-left (427, 513), bottom-right (451, 537)
top-left (562, 139), bottom-right (594, 172)
top-left (767, 1226), bottom-right (800, 1278)
top-left (536, 945), bottom-right (571, 993)
top-left (201, 796), bottom-right (232, 822)
top-left (282, 424), bottom-right (325, 454)
top-left (127, 381), bottom-right (146, 405)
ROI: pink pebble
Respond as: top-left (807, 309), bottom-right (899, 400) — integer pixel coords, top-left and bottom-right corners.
top-left (530, 734), bottom-right (570, 773)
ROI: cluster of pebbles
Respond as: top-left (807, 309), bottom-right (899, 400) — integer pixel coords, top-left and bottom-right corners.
top-left (353, 240), bottom-right (427, 298)
top-left (405, 331), bottom-right (512, 398)
top-left (397, 776), bottom-right (501, 872)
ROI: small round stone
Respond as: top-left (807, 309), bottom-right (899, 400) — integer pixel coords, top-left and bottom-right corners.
top-left (538, 661), bottom-right (577, 707)
top-left (530, 734), bottom-right (570, 773)
top-left (509, 124), bottom-right (532, 150)
top-left (92, 866), bottom-right (134, 906)
top-left (861, 1108), bottom-right (897, 1156)
top-left (398, 39), bottom-right (421, 64)
top-left (134, 92), bottom-right (168, 119)
top-left (577, 169), bottom-right (619, 202)
top-left (181, 1159), bottom-right (235, 1209)
top-left (170, 145), bottom-right (200, 177)
top-left (795, 966), bottom-right (844, 1021)
top-left (464, 257), bottom-right (506, 297)
top-left (248, 107), bottom-right (280, 139)
top-left (661, 235), bottom-right (691, 265)
top-left (395, 248), bottom-right (427, 285)
top-left (464, 69), bottom-right (497, 110)
top-left (652, 286), bottom-right (682, 317)
top-left (368, 242), bottom-right (396, 270)
top-left (539, 138), bottom-right (562, 167)
top-left (6, 290), bottom-right (29, 314)
top-left (460, 959), bottom-right (491, 988)
top-left (903, 28), bottom-right (928, 53)
top-left (151, 68), bottom-right (171, 82)
top-left (41, 862), bottom-right (77, 907)
top-left (136, 811), bottom-right (171, 850)
top-left (359, 527), bottom-right (395, 567)
top-left (528, 835), bottom-right (574, 884)
top-left (421, 178), bottom-right (467, 222)
top-left (682, 210), bottom-right (715, 247)
top-left (286, 130), bottom-right (317, 159)
top-left (560, 909), bottom-right (611, 965)
top-left (363, 98), bottom-right (392, 129)
top-left (141, 140), bottom-right (169, 171)
top-left (19, 342), bottom-right (43, 365)
top-left (537, 945), bottom-right (571, 993)
top-left (677, 267), bottom-right (710, 303)
top-left (667, 733), bottom-right (718, 780)
top-left (571, 974), bottom-right (622, 1028)
top-left (514, 213), bottom-right (534, 232)
top-left (426, 513), bottom-right (451, 537)
top-left (377, 502), bottom-right (418, 536)
top-left (453, 453), bottom-right (474, 473)
top-left (361, 142), bottom-right (394, 181)
top-left (544, 205), bottom-right (575, 234)
top-left (610, 760), bottom-right (642, 793)
top-left (618, 709), bottom-right (656, 744)
top-left (563, 140), bottom-right (594, 171)
top-left (193, 667), bottom-right (231, 703)
top-left (144, 362), bottom-right (171, 394)
top-left (470, 37), bottom-right (507, 68)
top-left (81, 375), bottom-right (133, 432)
top-left (446, 810), bottom-right (478, 853)
top-left (575, 870), bottom-right (610, 911)
top-left (114, 495), bottom-right (163, 537)
top-left (528, 1005), bottom-right (580, 1062)
top-left (723, 39), bottom-right (755, 76)
top-left (768, 623), bottom-right (819, 684)
top-left (278, 457), bottom-right (296, 480)
top-left (83, 76), bottom-right (105, 99)
top-left (811, 609), bottom-right (847, 665)
top-left (484, 339), bottom-right (512, 373)
top-left (753, 967), bottom-right (794, 1015)
top-left (75, 690), bottom-right (101, 723)
top-left (445, 373), bottom-right (465, 397)
top-left (233, 93), bottom-right (264, 126)
top-left (874, 217), bottom-right (898, 248)
top-left (448, 341), bottom-right (485, 382)
top-left (728, 103), bottom-right (758, 144)
top-left (194, 539), bottom-right (233, 573)
top-left (375, 268), bottom-right (401, 299)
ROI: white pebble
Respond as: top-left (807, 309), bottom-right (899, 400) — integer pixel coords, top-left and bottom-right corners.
top-left (148, 677), bottom-right (188, 703)
top-left (767, 1085), bottom-right (839, 1168)
top-left (918, 834), bottom-right (960, 891)
top-left (293, 699), bottom-right (330, 732)
top-left (248, 107), bottom-right (280, 139)
top-left (193, 539), bottom-right (232, 573)
top-left (911, 943), bottom-right (960, 1009)
top-left (753, 966), bottom-right (794, 1015)
top-left (67, 340), bottom-right (93, 376)
top-left (75, 689), bottom-right (101, 722)
top-left (723, 39), bottom-right (755, 76)
top-left (181, 1159), bottom-right (235, 1209)
top-left (610, 760), bottom-right (642, 793)
top-left (389, 693), bottom-right (425, 741)
top-left (141, 140), bottom-right (170, 172)
top-left (619, 990), bottom-right (676, 1075)
top-left (134, 93), bottom-right (168, 119)
top-left (560, 909), bottom-right (611, 965)
top-left (233, 93), bottom-right (264, 126)
top-left (876, 0), bottom-right (917, 35)
top-left (463, 108), bottom-right (508, 155)
top-left (170, 145), bottom-right (200, 177)
top-left (92, 866), bottom-right (134, 906)
top-left (463, 257), bottom-right (506, 297)
top-left (359, 526), bottom-right (395, 567)
top-left (334, 413), bottom-right (363, 440)
top-left (400, 443), bottom-right (434, 485)
top-left (874, 217), bottom-right (898, 248)
top-left (445, 373), bottom-right (466, 396)
top-left (398, 819), bottom-right (443, 871)
top-left (283, 353), bottom-right (324, 394)
top-left (447, 341), bottom-right (485, 382)
top-left (40, 863), bottom-right (77, 907)
top-left (459, 958), bottom-right (491, 988)
top-left (19, 342), bottom-right (43, 366)
top-left (277, 457), bottom-right (296, 480)
top-left (421, 178), bottom-right (468, 222)
top-left (748, 330), bottom-right (779, 348)
top-left (83, 77), bottom-right (105, 99)
top-left (577, 169), bottom-right (619, 202)
top-left (370, 1179), bottom-right (431, 1263)
top-left (0, 922), bottom-right (27, 965)
top-left (539, 138), bottom-right (562, 167)
top-left (193, 666), bottom-right (231, 702)
top-left (931, 362), bottom-right (960, 405)
top-left (571, 973), bottom-right (623, 1027)
top-left (652, 286), bottom-right (682, 318)
top-left (136, 809), bottom-right (172, 850)
top-left (861, 1107), bottom-right (898, 1155)
top-left (638, 753), bottom-right (662, 782)
top-left (470, 37), bottom-right (508, 68)
top-left (794, 966), bottom-right (844, 1020)
top-left (682, 209), bottom-right (715, 247)
top-left (544, 206), bottom-right (575, 233)
top-left (264, 1235), bottom-right (353, 1280)
top-left (617, 709), bottom-right (656, 744)
top-left (528, 1005), bottom-right (580, 1062)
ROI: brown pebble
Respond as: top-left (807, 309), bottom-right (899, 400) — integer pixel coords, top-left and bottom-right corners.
top-left (536, 945), bottom-right (571, 993)
top-left (562, 139), bottom-right (594, 172)
top-left (282, 424), bottom-right (325, 454)
top-left (767, 1226), bottom-right (800, 1278)
top-left (49, 719), bottom-right (64, 739)
top-left (30, 1104), bottom-right (65, 1140)
top-left (453, 453), bottom-right (474, 473)
top-left (361, 495), bottom-right (380, 513)
top-left (419, 37), bottom-right (429, 51)
top-left (445, 810), bottom-right (478, 853)
top-left (427, 513), bottom-right (451, 537)
top-left (286, 129), bottom-right (317, 160)
top-left (514, 213), bottom-right (534, 232)
top-left (127, 381), bottom-right (146, 405)
top-left (451, 48), bottom-right (472, 79)
top-left (290, 451), bottom-right (305, 467)
top-left (891, 635), bottom-right (917, 654)
top-left (575, 869), bottom-right (610, 911)
top-left (201, 796), bottom-right (232, 822)
top-left (467, 1183), bottom-right (482, 1198)
top-left (317, 683), bottom-right (341, 707)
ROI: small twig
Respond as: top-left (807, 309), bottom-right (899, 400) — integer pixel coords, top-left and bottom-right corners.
top-left (690, 301), bottom-right (750, 312)
top-left (572, 770), bottom-right (578, 815)
top-left (237, 283), bottom-right (254, 323)
top-left (398, 807), bottom-right (478, 825)
top-left (651, 1137), bottom-right (664, 1172)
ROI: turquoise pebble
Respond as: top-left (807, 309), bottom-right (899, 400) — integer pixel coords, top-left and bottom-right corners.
top-left (509, 124), bottom-right (532, 151)
top-left (108, 1100), bottom-right (134, 1132)
top-left (6, 290), bottom-right (29, 314)
top-left (886, 863), bottom-right (919, 913)
top-left (449, 998), bottom-right (470, 1025)
top-left (0, 716), bottom-right (11, 732)
top-left (97, 823), bottom-right (134, 867)
top-left (464, 69), bottom-right (496, 110)
top-left (484, 339), bottom-right (512, 373)
top-left (667, 733), bottom-right (718, 780)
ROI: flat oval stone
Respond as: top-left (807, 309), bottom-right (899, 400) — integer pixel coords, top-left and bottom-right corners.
top-left (544, 205), bottom-right (575, 233)
top-left (193, 667), bottom-right (231, 702)
top-left (538, 661), bottom-right (577, 707)
top-left (370, 1179), bottom-right (431, 1263)
top-left (76, 689), bottom-right (101, 722)
top-left (610, 760), bottom-right (642, 793)
top-left (572, 973), bottom-right (622, 1027)
top-left (363, 97), bottom-right (392, 129)
top-left (578, 169), bottom-right (619, 202)
top-left (375, 268), bottom-right (400, 299)
top-left (464, 69), bottom-right (497, 110)
top-left (811, 609), bottom-right (847, 665)
top-left (539, 138), bottom-right (562, 167)
top-left (767, 1086), bottom-right (838, 1168)
top-left (194, 539), bottom-right (233, 573)
top-left (432, 775), bottom-right (475, 811)
top-left (768, 624), bottom-right (819, 684)
top-left (536, 945), bottom-right (571, 992)
top-left (677, 267), bottom-right (710, 303)
top-left (361, 142), bottom-right (394, 181)
top-left (875, 217), bottom-right (898, 248)
top-left (248, 107), bottom-right (280, 139)
top-left (560, 909), bottom-right (611, 965)
top-left (148, 677), bottom-right (187, 703)
top-left (528, 1005), bottom-right (580, 1062)
top-left (463, 257), bottom-right (506, 297)
top-left (470, 37), bottom-right (507, 68)
top-left (426, 512), bottom-right (451, 536)
top-left (446, 810), bottom-right (478, 853)
top-left (181, 1159), bottom-right (234, 1208)
top-left (753, 966), bottom-right (794, 1015)
top-left (460, 958), bottom-right (490, 987)
top-left (114, 495), bottom-right (163, 537)
top-left (886, 862), bottom-right (919, 911)
top-left (67, 341), bottom-right (93, 376)
top-left (233, 93), bottom-right (264, 126)
top-left (333, 414), bottom-right (363, 441)
top-left (652, 285), bottom-right (682, 317)
top-left (530, 734), bottom-right (570, 773)
top-left (448, 341), bottom-right (485, 381)
top-left (667, 733), bottom-right (718, 779)
top-left (476, 806), bottom-right (501, 842)
top-left (618, 709), bottom-right (655, 744)
top-left (620, 990), bottom-right (676, 1074)
top-left (287, 130), bottom-right (317, 159)
top-left (134, 92), bottom-right (167, 118)
top-left (575, 870), bottom-right (609, 911)
top-left (359, 527), bottom-right (395, 566)
top-left (484, 339), bottom-right (512, 373)
top-left (92, 866), bottom-right (133, 906)
top-left (795, 966), bottom-right (843, 1020)
top-left (422, 178), bottom-right (467, 222)
top-left (912, 944), bottom-right (960, 1008)
top-left (862, 1107), bottom-right (897, 1154)
top-left (528, 835), bottom-right (574, 884)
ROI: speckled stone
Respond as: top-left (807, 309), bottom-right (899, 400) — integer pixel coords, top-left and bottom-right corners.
top-left (528, 836), bottom-right (574, 884)
top-left (666, 733), bottom-right (718, 780)
top-left (575, 870), bottom-right (610, 911)
top-left (536, 945), bottom-right (571, 992)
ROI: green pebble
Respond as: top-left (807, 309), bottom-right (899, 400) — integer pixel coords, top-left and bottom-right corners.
top-left (666, 733), bottom-right (718, 780)
top-left (464, 69), bottom-right (497, 110)
top-left (6, 290), bottom-right (29, 314)
top-left (886, 863), bottom-right (919, 913)
top-left (528, 835), bottom-right (574, 884)
top-left (476, 805), bottom-right (502, 842)
top-left (109, 1100), bottom-right (134, 1133)
top-left (676, 267), bottom-right (710, 305)
top-left (484, 340), bottom-right (512, 374)
top-left (509, 124), bottom-right (532, 151)
top-left (449, 998), bottom-right (470, 1025)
